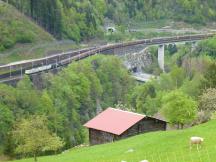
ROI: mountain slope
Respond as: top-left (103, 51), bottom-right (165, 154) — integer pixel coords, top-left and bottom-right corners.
top-left (10, 120), bottom-right (216, 162)
top-left (0, 0), bottom-right (54, 52)
top-left (4, 0), bottom-right (216, 42)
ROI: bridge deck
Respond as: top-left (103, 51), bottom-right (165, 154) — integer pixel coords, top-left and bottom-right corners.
top-left (0, 33), bottom-right (214, 83)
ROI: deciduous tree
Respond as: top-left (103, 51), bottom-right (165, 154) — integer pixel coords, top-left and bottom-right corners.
top-left (162, 90), bottom-right (198, 129)
top-left (202, 63), bottom-right (216, 89)
top-left (0, 104), bottom-right (14, 141)
top-left (12, 116), bottom-right (64, 162)
top-left (199, 88), bottom-right (216, 114)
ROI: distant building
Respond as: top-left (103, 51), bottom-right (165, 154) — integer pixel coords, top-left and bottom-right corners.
top-left (84, 108), bottom-right (167, 145)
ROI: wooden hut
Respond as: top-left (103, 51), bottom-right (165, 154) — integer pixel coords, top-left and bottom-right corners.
top-left (84, 108), bottom-right (167, 145)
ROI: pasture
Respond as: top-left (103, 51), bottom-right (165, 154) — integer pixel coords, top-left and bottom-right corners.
top-left (9, 120), bottom-right (216, 162)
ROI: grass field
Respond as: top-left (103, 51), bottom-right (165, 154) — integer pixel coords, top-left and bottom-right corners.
top-left (8, 120), bottom-right (216, 162)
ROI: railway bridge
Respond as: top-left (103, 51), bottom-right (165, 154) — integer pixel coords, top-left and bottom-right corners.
top-left (0, 33), bottom-right (214, 84)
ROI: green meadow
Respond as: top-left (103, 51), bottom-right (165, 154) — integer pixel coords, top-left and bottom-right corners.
top-left (9, 120), bottom-right (216, 162)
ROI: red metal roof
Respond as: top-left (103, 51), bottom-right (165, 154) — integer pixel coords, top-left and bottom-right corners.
top-left (84, 107), bottom-right (145, 135)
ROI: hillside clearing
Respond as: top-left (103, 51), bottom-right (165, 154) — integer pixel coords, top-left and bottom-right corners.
top-left (0, 1), bottom-right (54, 47)
top-left (0, 0), bottom-right (55, 63)
top-left (9, 120), bottom-right (216, 162)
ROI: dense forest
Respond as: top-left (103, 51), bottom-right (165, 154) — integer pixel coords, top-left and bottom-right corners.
top-left (3, 0), bottom-right (216, 41)
top-left (0, 55), bottom-right (134, 157)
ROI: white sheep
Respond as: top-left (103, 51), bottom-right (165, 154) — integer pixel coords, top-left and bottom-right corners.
top-left (190, 136), bottom-right (204, 150)
top-left (125, 148), bottom-right (134, 153)
top-left (140, 160), bottom-right (149, 162)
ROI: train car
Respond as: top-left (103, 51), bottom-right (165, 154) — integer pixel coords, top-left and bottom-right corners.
top-left (25, 64), bottom-right (52, 75)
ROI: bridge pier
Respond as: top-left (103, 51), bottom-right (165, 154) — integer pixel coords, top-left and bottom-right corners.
top-left (158, 44), bottom-right (165, 72)
top-left (191, 41), bottom-right (197, 52)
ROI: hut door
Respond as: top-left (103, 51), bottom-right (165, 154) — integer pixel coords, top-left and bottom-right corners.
top-left (138, 124), bottom-right (141, 133)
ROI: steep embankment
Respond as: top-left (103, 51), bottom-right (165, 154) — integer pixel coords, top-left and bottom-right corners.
top-left (0, 0), bottom-right (54, 52)
top-left (0, 1), bottom-right (85, 65)
top-left (10, 120), bottom-right (216, 162)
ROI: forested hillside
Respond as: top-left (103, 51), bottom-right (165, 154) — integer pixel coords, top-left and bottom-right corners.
top-left (0, 1), bottom-right (54, 52)
top-left (3, 0), bottom-right (216, 42)
top-left (2, 0), bottom-right (106, 42)
top-left (129, 37), bottom-right (216, 120)
top-left (0, 55), bottom-right (134, 157)
top-left (108, 0), bottom-right (216, 23)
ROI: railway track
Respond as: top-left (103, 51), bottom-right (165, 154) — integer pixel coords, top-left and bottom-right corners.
top-left (0, 33), bottom-right (214, 83)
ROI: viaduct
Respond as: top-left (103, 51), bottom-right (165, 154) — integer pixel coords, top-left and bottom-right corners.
top-left (0, 33), bottom-right (214, 84)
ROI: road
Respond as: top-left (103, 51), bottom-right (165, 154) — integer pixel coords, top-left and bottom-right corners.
top-left (132, 73), bottom-right (156, 82)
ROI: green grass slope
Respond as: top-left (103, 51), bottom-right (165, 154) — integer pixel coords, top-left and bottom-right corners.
top-left (0, 1), bottom-right (80, 64)
top-left (0, 1), bottom-right (86, 65)
top-left (9, 120), bottom-right (216, 162)
top-left (0, 0), bottom-right (54, 52)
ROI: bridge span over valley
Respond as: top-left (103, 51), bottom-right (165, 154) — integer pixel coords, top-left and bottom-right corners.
top-left (0, 33), bottom-right (214, 84)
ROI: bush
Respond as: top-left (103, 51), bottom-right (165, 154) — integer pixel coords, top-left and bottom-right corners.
top-left (199, 88), bottom-right (216, 114)
top-left (211, 112), bottom-right (216, 120)
top-left (106, 32), bottom-right (125, 42)
top-left (192, 111), bottom-right (211, 125)
top-left (16, 31), bottom-right (36, 43)
top-left (0, 45), bottom-right (5, 51)
top-left (2, 37), bottom-right (15, 49)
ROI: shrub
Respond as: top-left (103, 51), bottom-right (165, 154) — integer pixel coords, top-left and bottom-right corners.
top-left (16, 31), bottom-right (36, 43)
